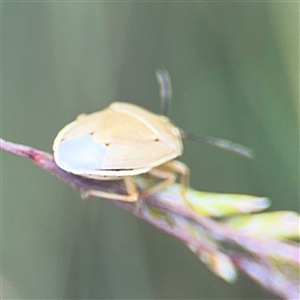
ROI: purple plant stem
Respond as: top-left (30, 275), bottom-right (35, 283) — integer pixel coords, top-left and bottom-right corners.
top-left (2, 138), bottom-right (299, 299)
top-left (230, 253), bottom-right (300, 300)
top-left (1, 138), bottom-right (299, 261)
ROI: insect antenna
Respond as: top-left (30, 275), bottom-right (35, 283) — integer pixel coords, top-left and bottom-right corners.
top-left (181, 131), bottom-right (254, 159)
top-left (155, 69), bottom-right (254, 159)
top-left (155, 69), bottom-right (172, 117)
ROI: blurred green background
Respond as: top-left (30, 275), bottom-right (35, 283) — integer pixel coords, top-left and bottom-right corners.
top-left (2, 2), bottom-right (299, 299)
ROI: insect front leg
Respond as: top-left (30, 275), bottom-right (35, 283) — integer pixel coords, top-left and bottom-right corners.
top-left (142, 167), bottom-right (177, 197)
top-left (162, 160), bottom-right (190, 196)
top-left (162, 160), bottom-right (191, 207)
top-left (144, 160), bottom-right (192, 209)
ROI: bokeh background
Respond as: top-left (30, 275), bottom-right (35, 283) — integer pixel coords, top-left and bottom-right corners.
top-left (2, 2), bottom-right (299, 299)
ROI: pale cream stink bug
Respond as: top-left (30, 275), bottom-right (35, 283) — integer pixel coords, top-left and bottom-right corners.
top-left (53, 70), bottom-right (253, 203)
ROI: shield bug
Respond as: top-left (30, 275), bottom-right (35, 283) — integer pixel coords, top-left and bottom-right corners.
top-left (53, 70), bottom-right (253, 203)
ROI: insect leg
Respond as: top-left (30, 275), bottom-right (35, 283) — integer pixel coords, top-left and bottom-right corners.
top-left (150, 160), bottom-right (193, 209)
top-left (142, 167), bottom-right (176, 197)
top-left (123, 176), bottom-right (139, 201)
top-left (84, 177), bottom-right (138, 202)
top-left (162, 160), bottom-right (190, 191)
top-left (159, 160), bottom-right (192, 209)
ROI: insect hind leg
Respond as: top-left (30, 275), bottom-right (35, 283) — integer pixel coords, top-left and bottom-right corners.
top-left (84, 176), bottom-right (139, 202)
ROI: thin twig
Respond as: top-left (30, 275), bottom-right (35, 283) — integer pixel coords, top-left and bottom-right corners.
top-left (1, 138), bottom-right (299, 299)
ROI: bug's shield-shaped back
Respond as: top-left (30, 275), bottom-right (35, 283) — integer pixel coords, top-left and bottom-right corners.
top-left (53, 102), bottom-right (183, 174)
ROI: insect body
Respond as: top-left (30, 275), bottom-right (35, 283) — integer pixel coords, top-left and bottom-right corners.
top-left (53, 69), bottom-right (252, 203)
top-left (53, 101), bottom-right (189, 202)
